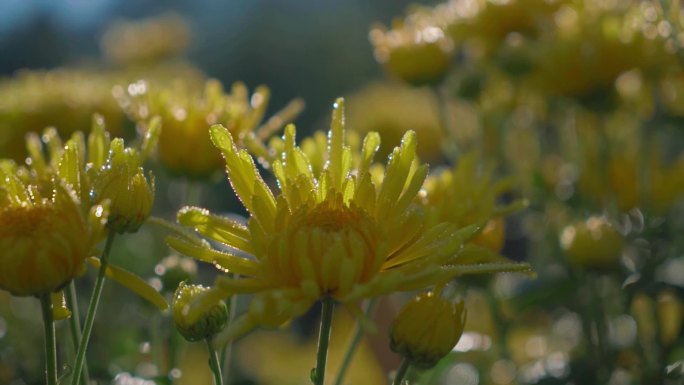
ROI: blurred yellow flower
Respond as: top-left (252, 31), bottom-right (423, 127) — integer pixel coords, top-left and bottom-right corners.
top-left (169, 99), bottom-right (531, 342)
top-left (421, 152), bottom-right (525, 254)
top-left (101, 13), bottom-right (190, 67)
top-left (0, 69), bottom-right (125, 161)
top-left (345, 82), bottom-right (445, 164)
top-left (560, 216), bottom-right (624, 271)
top-left (0, 163), bottom-right (109, 296)
top-left (370, 16), bottom-right (453, 86)
top-left (116, 79), bottom-right (303, 178)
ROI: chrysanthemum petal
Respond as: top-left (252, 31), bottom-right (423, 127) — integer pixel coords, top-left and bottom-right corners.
top-left (376, 130), bottom-right (417, 217)
top-left (359, 132), bottom-right (381, 177)
top-left (326, 98), bottom-right (346, 191)
top-left (167, 236), bottom-right (261, 276)
top-left (209, 124), bottom-right (275, 217)
top-left (87, 257), bottom-right (168, 310)
top-left (453, 244), bottom-right (517, 265)
top-left (87, 114), bottom-right (110, 169)
top-left (440, 262), bottom-right (535, 278)
top-left (393, 163), bottom-right (428, 219)
top-left (177, 206), bottom-right (253, 253)
top-left (58, 139), bottom-right (83, 200)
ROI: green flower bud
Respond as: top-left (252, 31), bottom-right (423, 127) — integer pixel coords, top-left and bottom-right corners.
top-left (390, 292), bottom-right (466, 369)
top-left (91, 138), bottom-right (155, 233)
top-left (173, 282), bottom-right (229, 342)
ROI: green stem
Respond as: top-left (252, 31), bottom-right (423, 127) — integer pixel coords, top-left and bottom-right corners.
top-left (206, 338), bottom-right (224, 385)
top-left (332, 298), bottom-right (377, 385)
top-left (220, 292), bottom-right (238, 382)
top-left (313, 297), bottom-right (335, 385)
top-left (40, 293), bottom-right (58, 385)
top-left (392, 358), bottom-right (411, 385)
top-left (65, 282), bottom-right (90, 385)
top-left (71, 232), bottom-right (116, 385)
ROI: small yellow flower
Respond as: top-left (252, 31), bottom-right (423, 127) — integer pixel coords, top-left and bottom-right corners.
top-left (92, 138), bottom-right (155, 233)
top-left (169, 99), bottom-right (530, 342)
top-left (421, 152), bottom-right (526, 254)
top-left (390, 291), bottom-right (466, 368)
top-left (173, 282), bottom-right (229, 342)
top-left (0, 163), bottom-right (109, 296)
top-left (101, 14), bottom-right (190, 66)
top-left (370, 18), bottom-right (453, 86)
top-left (0, 69), bottom-right (125, 161)
top-left (560, 216), bottom-right (624, 270)
top-left (116, 79), bottom-right (304, 178)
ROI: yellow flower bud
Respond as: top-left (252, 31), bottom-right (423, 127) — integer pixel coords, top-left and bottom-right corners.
top-left (390, 292), bottom-right (467, 368)
top-left (560, 216), bottom-right (624, 271)
top-left (173, 282), bottom-right (229, 342)
top-left (92, 139), bottom-right (155, 233)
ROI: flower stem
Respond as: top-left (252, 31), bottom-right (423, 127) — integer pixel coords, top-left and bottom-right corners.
top-left (40, 293), bottom-right (58, 385)
top-left (206, 338), bottom-right (224, 385)
top-left (313, 297), bottom-right (335, 385)
top-left (220, 292), bottom-right (238, 382)
top-left (392, 358), bottom-right (411, 385)
top-left (71, 232), bottom-right (116, 385)
top-left (333, 298), bottom-right (377, 385)
top-left (65, 282), bottom-right (90, 385)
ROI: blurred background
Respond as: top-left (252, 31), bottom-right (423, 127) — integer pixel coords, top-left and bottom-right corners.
top-left (0, 0), bottom-right (429, 132)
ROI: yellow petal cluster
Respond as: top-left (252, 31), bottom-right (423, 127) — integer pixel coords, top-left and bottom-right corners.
top-left (169, 98), bottom-right (531, 342)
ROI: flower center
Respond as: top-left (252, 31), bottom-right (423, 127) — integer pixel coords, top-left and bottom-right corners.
top-left (267, 195), bottom-right (380, 298)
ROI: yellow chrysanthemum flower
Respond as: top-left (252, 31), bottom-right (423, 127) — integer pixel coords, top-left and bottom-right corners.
top-left (421, 152), bottom-right (526, 254)
top-left (169, 99), bottom-right (531, 342)
top-left (0, 162), bottom-right (108, 296)
top-left (116, 79), bottom-right (304, 178)
top-left (10, 116), bottom-right (167, 309)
